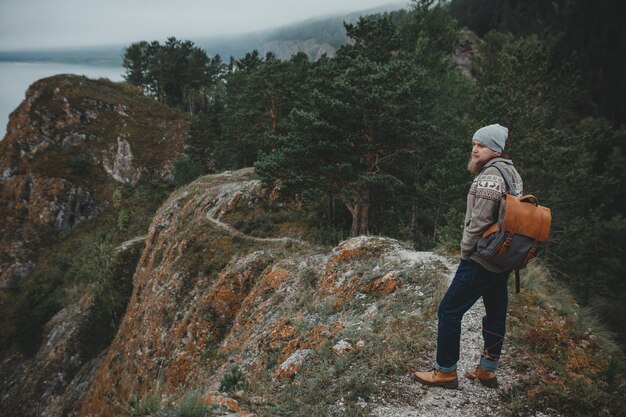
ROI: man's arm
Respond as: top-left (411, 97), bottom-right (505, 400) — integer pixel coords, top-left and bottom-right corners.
top-left (460, 168), bottom-right (504, 259)
top-left (460, 197), bottom-right (500, 258)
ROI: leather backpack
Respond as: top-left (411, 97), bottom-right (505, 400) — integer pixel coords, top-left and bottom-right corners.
top-left (476, 165), bottom-right (552, 293)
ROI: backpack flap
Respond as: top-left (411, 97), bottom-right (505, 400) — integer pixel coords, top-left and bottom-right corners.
top-left (499, 194), bottom-right (551, 242)
top-left (477, 193), bottom-right (552, 270)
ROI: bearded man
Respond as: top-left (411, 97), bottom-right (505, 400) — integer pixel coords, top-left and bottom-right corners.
top-left (413, 124), bottom-right (523, 389)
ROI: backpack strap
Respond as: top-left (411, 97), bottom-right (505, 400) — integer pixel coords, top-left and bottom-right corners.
top-left (479, 162), bottom-right (522, 293)
top-left (481, 163), bottom-right (516, 196)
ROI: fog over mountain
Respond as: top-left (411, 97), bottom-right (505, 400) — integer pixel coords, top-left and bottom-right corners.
top-left (0, 2), bottom-right (405, 64)
top-left (0, 0), bottom-right (406, 51)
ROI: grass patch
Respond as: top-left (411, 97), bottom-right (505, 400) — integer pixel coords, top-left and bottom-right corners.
top-left (245, 255), bottom-right (449, 416)
top-left (505, 262), bottom-right (626, 417)
top-left (222, 194), bottom-right (314, 242)
top-left (219, 365), bottom-right (247, 393)
top-left (158, 392), bottom-right (216, 417)
top-left (0, 178), bottom-right (173, 357)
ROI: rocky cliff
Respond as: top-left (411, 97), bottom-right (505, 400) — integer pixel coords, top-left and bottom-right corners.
top-left (0, 75), bottom-right (187, 285)
top-left (76, 167), bottom-right (449, 416)
top-left (0, 75), bottom-right (187, 416)
top-left (1, 157), bottom-right (450, 416)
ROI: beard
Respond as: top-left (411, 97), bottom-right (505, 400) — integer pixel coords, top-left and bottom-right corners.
top-left (467, 157), bottom-right (485, 174)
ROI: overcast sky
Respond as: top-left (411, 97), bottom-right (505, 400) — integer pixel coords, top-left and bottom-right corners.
top-left (0, 0), bottom-right (408, 51)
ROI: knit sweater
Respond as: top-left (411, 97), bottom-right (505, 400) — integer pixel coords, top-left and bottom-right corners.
top-left (461, 157), bottom-right (523, 272)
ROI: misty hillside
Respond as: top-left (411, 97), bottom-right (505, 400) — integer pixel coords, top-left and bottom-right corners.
top-left (0, 2), bottom-right (405, 65)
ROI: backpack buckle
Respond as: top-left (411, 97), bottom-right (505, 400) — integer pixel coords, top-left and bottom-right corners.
top-left (498, 237), bottom-right (513, 256)
top-left (522, 245), bottom-right (537, 266)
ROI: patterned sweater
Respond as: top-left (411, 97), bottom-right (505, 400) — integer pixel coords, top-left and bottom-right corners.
top-left (461, 158), bottom-right (523, 272)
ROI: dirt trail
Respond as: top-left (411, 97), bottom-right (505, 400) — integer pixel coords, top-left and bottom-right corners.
top-left (372, 254), bottom-right (519, 417)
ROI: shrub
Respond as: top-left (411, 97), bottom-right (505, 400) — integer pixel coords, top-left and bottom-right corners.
top-left (506, 262), bottom-right (626, 416)
top-left (69, 155), bottom-right (93, 175)
top-left (117, 209), bottom-right (130, 232)
top-left (219, 365), bottom-right (247, 394)
top-left (174, 157), bottom-right (204, 187)
top-left (153, 391), bottom-right (215, 417)
top-left (76, 241), bottom-right (136, 360)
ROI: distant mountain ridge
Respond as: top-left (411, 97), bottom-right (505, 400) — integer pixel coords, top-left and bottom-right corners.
top-left (0, 2), bottom-right (405, 65)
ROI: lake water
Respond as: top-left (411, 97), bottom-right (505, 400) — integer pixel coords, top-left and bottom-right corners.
top-left (0, 62), bottom-right (124, 139)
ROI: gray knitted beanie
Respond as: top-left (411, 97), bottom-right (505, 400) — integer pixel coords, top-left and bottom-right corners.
top-left (472, 123), bottom-right (508, 153)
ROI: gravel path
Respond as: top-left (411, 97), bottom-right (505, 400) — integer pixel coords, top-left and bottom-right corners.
top-left (372, 255), bottom-right (518, 417)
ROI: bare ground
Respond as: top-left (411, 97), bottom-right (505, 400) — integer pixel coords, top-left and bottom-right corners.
top-left (371, 254), bottom-right (521, 417)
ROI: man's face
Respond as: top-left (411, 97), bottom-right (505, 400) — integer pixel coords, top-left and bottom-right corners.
top-left (467, 140), bottom-right (500, 173)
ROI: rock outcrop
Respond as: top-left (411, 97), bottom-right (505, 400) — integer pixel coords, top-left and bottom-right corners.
top-left (0, 294), bottom-right (98, 417)
top-left (0, 174), bottom-right (93, 284)
top-left (264, 39), bottom-right (337, 60)
top-left (452, 30), bottom-right (483, 78)
top-left (102, 137), bottom-right (142, 185)
top-left (76, 168), bottom-right (449, 416)
top-left (0, 75), bottom-right (187, 286)
top-left (0, 75), bottom-right (187, 416)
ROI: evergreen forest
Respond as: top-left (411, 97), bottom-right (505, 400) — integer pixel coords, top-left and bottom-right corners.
top-left (122, 0), bottom-right (626, 345)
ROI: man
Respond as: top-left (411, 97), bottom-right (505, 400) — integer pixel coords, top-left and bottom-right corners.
top-left (413, 123), bottom-right (523, 389)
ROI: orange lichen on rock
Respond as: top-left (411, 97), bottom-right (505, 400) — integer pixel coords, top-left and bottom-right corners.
top-left (318, 237), bottom-right (393, 307)
top-left (329, 246), bottom-right (362, 267)
top-left (363, 271), bottom-right (401, 295)
top-left (203, 393), bottom-right (242, 412)
top-left (166, 352), bottom-right (195, 387)
top-left (278, 321), bottom-right (346, 362)
top-left (262, 266), bottom-right (290, 291)
top-left (277, 349), bottom-right (314, 379)
top-left (307, 322), bottom-right (345, 347)
top-left (318, 271), bottom-right (339, 293)
top-left (265, 319), bottom-right (297, 351)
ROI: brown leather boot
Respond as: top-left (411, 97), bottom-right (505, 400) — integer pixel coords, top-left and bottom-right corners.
top-left (412, 368), bottom-right (458, 389)
top-left (464, 366), bottom-right (498, 388)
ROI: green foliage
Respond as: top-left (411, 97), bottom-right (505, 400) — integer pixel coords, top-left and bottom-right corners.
top-left (1, 179), bottom-right (172, 357)
top-left (219, 365), bottom-right (247, 393)
top-left (123, 38), bottom-right (224, 113)
top-left (434, 207), bottom-right (465, 253)
top-left (130, 394), bottom-right (160, 416)
top-left (158, 393), bottom-right (215, 417)
top-left (75, 241), bottom-right (138, 360)
top-left (256, 6), bottom-right (470, 240)
top-left (174, 157), bottom-right (204, 187)
top-left (7, 272), bottom-right (64, 355)
top-left (69, 154), bottom-right (93, 175)
top-left (186, 106), bottom-right (223, 172)
top-left (117, 209), bottom-right (130, 232)
top-left (402, 0), bottom-right (461, 64)
top-left (449, 0), bottom-right (626, 125)
top-left (218, 51), bottom-right (312, 169)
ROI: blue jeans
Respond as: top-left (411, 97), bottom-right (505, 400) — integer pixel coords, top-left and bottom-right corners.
top-left (435, 259), bottom-right (509, 372)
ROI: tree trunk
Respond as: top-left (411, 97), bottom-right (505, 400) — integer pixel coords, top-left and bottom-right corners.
top-left (345, 201), bottom-right (369, 236)
top-left (359, 203), bottom-right (370, 235)
top-left (350, 204), bottom-right (361, 237)
top-left (269, 95), bottom-right (278, 135)
top-left (327, 191), bottom-right (335, 226)
top-left (411, 196), bottom-right (417, 241)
